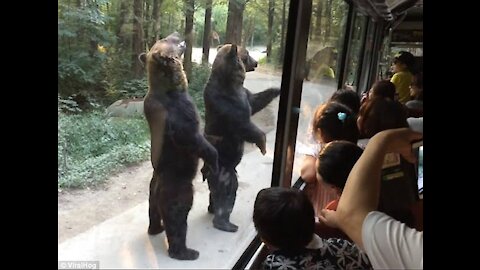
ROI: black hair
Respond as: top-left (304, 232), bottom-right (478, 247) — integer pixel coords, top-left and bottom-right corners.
top-left (370, 80), bottom-right (396, 100)
top-left (253, 187), bottom-right (314, 251)
top-left (358, 97), bottom-right (408, 138)
top-left (394, 51), bottom-right (415, 71)
top-left (330, 89), bottom-right (361, 114)
top-left (317, 141), bottom-right (364, 190)
top-left (313, 102), bottom-right (359, 143)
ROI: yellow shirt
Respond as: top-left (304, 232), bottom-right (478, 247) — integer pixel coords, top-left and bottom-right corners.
top-left (390, 71), bottom-right (413, 104)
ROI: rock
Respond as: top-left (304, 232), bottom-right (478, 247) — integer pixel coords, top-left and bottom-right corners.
top-left (106, 98), bottom-right (144, 117)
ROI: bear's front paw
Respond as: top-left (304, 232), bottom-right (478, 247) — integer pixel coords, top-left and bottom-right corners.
top-left (256, 135), bottom-right (267, 155)
top-left (273, 87), bottom-right (281, 97)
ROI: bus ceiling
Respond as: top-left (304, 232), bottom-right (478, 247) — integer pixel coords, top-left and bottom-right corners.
top-left (347, 0), bottom-right (422, 22)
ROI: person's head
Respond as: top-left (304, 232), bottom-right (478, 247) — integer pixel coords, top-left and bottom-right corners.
top-left (312, 101), bottom-right (359, 144)
top-left (253, 187), bottom-right (314, 251)
top-left (329, 89), bottom-right (361, 114)
top-left (369, 80), bottom-right (396, 100)
top-left (391, 51), bottom-right (415, 73)
top-left (409, 72), bottom-right (423, 100)
top-left (357, 97), bottom-right (408, 138)
top-left (316, 141), bottom-right (364, 196)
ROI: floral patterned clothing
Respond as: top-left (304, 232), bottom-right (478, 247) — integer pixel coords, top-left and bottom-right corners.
top-left (262, 238), bottom-right (372, 270)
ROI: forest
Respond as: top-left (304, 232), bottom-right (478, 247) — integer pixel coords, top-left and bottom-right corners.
top-left (58, 0), bottom-right (295, 108)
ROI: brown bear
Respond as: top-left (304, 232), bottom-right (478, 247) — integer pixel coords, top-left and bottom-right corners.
top-left (202, 44), bottom-right (280, 232)
top-left (139, 32), bottom-right (218, 260)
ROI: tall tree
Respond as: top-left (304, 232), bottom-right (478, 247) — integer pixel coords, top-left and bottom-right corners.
top-left (184, 0), bottom-right (195, 81)
top-left (151, 0), bottom-right (163, 45)
top-left (279, 0), bottom-right (287, 64)
top-left (225, 0), bottom-right (248, 45)
top-left (266, 0), bottom-right (275, 61)
top-left (242, 16), bottom-right (255, 47)
top-left (132, 0), bottom-right (145, 78)
top-left (324, 0), bottom-right (332, 45)
top-left (144, 0), bottom-right (151, 49)
top-left (202, 0), bottom-right (213, 65)
top-left (314, 0), bottom-right (323, 41)
top-left (116, 0), bottom-right (130, 49)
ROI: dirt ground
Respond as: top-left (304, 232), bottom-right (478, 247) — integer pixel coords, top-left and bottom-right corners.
top-left (58, 101), bottom-right (276, 244)
top-left (58, 161), bottom-right (152, 243)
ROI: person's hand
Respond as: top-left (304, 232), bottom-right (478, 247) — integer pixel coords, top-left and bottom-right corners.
top-left (318, 209), bottom-right (340, 229)
top-left (371, 128), bottom-right (423, 164)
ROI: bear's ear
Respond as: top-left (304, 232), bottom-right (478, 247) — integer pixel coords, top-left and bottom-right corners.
top-left (228, 44), bottom-right (238, 58)
top-left (216, 44), bottom-right (225, 51)
top-left (138, 53), bottom-right (147, 67)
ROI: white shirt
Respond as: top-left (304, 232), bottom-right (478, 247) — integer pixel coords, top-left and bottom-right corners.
top-left (408, 117), bottom-right (423, 133)
top-left (362, 211), bottom-right (423, 269)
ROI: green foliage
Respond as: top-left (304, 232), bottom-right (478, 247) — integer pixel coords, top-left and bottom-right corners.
top-left (120, 78), bottom-right (148, 98)
top-left (58, 1), bottom-right (115, 105)
top-left (211, 3), bottom-right (228, 42)
top-left (188, 63), bottom-right (211, 118)
top-left (58, 94), bottom-right (82, 113)
top-left (58, 111), bottom-right (150, 188)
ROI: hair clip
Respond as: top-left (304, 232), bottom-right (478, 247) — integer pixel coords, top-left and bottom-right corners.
top-left (337, 112), bottom-right (347, 123)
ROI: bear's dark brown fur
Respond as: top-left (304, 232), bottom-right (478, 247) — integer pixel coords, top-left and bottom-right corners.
top-left (202, 44), bottom-right (280, 232)
top-left (139, 33), bottom-right (218, 260)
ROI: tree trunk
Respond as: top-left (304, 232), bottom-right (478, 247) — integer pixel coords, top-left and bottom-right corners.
top-left (267, 0), bottom-right (275, 62)
top-left (279, 0), bottom-right (286, 64)
top-left (324, 0), bottom-right (332, 45)
top-left (202, 0), bottom-right (213, 65)
top-left (132, 0), bottom-right (145, 78)
top-left (168, 13), bottom-right (172, 33)
top-left (116, 0), bottom-right (130, 49)
top-left (242, 16), bottom-right (254, 48)
top-left (151, 0), bottom-right (163, 45)
top-left (314, 0), bottom-right (323, 41)
top-left (225, 0), bottom-right (246, 45)
top-left (144, 0), bottom-right (151, 49)
top-left (184, 0), bottom-right (195, 81)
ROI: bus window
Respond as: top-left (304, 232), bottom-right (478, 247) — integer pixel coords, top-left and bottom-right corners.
top-left (291, 0), bottom-right (350, 206)
top-left (344, 12), bottom-right (368, 88)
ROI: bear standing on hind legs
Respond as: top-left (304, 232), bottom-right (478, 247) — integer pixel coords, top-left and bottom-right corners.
top-left (139, 32), bottom-right (219, 260)
top-left (202, 44), bottom-right (280, 232)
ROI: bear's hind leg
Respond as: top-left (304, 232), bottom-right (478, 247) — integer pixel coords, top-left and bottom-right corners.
top-left (161, 186), bottom-right (199, 260)
top-left (212, 167), bottom-right (239, 232)
top-left (148, 174), bottom-right (164, 235)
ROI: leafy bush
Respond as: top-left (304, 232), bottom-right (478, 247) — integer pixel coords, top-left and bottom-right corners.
top-left (58, 110), bottom-right (150, 188)
top-left (188, 63), bottom-right (211, 119)
top-left (58, 2), bottom-right (114, 106)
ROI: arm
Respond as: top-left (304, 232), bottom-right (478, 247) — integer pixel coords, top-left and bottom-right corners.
top-left (143, 97), bottom-right (167, 171)
top-left (300, 155), bottom-right (317, 183)
top-left (330, 128), bottom-right (422, 249)
top-left (245, 87), bottom-right (280, 115)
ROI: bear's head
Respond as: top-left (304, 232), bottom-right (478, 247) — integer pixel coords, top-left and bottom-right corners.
top-left (238, 47), bottom-right (258, 72)
top-left (211, 44), bottom-right (252, 85)
top-left (139, 32), bottom-right (188, 92)
top-left (215, 44), bottom-right (258, 72)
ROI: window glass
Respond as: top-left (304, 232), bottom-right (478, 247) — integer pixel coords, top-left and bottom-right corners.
top-left (291, 0), bottom-right (349, 183)
top-left (344, 13), bottom-right (367, 88)
top-left (58, 0), bottom-right (289, 268)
